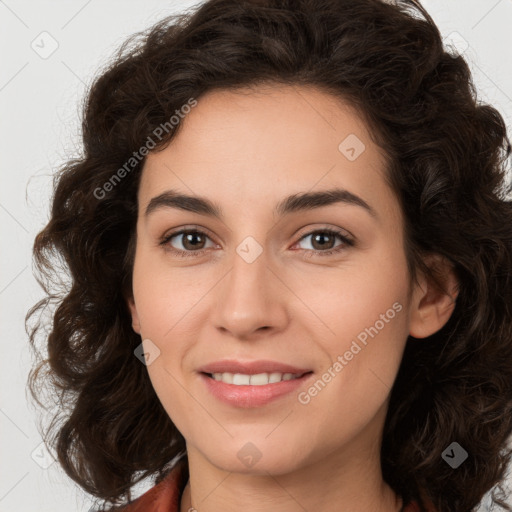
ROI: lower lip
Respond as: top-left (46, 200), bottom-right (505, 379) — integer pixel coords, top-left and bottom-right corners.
top-left (200, 372), bottom-right (313, 408)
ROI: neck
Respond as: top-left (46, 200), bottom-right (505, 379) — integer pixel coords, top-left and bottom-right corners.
top-left (179, 424), bottom-right (402, 512)
top-left (180, 479), bottom-right (401, 512)
top-left (180, 406), bottom-right (402, 512)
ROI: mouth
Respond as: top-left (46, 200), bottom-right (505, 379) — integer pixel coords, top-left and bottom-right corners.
top-left (199, 370), bottom-right (314, 408)
top-left (202, 370), bottom-right (312, 385)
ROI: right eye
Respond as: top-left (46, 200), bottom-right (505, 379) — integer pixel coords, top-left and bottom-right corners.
top-left (160, 229), bottom-right (217, 257)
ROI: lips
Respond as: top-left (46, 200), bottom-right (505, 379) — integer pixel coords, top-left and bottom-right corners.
top-left (197, 359), bottom-right (314, 407)
top-left (197, 359), bottom-right (312, 376)
top-left (200, 371), bottom-right (314, 408)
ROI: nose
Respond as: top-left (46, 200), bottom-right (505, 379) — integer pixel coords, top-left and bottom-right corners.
top-left (212, 242), bottom-right (289, 340)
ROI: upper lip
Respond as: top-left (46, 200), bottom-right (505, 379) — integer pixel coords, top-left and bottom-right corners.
top-left (198, 359), bottom-right (312, 376)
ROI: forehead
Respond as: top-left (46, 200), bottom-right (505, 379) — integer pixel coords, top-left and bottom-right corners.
top-left (145, 84), bottom-right (382, 167)
top-left (138, 84), bottom-right (397, 224)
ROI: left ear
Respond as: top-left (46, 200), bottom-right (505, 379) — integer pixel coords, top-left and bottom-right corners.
top-left (409, 254), bottom-right (459, 339)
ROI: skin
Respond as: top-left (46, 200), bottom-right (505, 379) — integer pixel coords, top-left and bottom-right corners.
top-left (128, 85), bottom-right (458, 512)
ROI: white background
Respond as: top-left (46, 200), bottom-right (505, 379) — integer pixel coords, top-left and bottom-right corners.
top-left (1, 0), bottom-right (511, 510)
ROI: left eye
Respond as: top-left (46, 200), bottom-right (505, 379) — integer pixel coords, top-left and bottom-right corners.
top-left (294, 229), bottom-right (352, 254)
top-left (160, 228), bottom-right (353, 258)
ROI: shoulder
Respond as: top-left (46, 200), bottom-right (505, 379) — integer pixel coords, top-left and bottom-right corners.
top-left (118, 458), bottom-right (189, 512)
top-left (404, 501), bottom-right (421, 512)
top-left (403, 497), bottom-right (437, 512)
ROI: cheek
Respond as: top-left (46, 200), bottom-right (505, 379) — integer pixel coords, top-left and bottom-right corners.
top-left (292, 248), bottom-right (411, 405)
top-left (131, 246), bottom-right (207, 340)
top-left (292, 250), bottom-right (409, 345)
top-left (295, 278), bottom-right (409, 446)
top-left (131, 250), bottom-right (197, 427)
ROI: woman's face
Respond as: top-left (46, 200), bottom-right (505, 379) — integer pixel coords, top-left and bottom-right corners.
top-left (128, 85), bottom-right (427, 476)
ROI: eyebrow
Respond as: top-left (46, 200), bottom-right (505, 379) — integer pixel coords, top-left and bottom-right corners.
top-left (144, 187), bottom-right (377, 220)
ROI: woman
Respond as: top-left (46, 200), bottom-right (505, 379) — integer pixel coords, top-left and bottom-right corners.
top-left (27, 0), bottom-right (512, 511)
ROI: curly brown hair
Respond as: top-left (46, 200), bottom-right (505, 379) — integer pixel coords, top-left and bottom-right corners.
top-left (26, 0), bottom-right (512, 511)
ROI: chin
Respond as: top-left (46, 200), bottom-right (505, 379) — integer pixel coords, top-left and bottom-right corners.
top-left (202, 440), bottom-right (306, 476)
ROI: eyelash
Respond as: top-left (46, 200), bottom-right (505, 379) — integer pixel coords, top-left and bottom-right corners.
top-left (159, 227), bottom-right (355, 259)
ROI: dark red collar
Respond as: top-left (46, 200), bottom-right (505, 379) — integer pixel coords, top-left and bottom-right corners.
top-left (121, 457), bottom-right (188, 512)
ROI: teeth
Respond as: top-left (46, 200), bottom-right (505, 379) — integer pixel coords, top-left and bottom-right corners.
top-left (233, 373), bottom-right (250, 385)
top-left (210, 372), bottom-right (301, 385)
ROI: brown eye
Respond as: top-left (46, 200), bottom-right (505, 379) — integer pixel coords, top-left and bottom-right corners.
top-left (295, 229), bottom-right (354, 257)
top-left (160, 229), bottom-right (216, 256)
top-left (309, 232), bottom-right (337, 250)
top-left (179, 231), bottom-right (207, 250)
